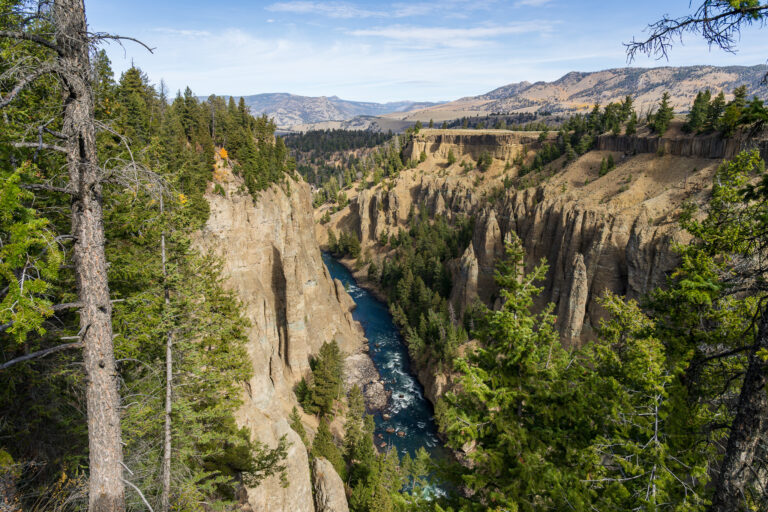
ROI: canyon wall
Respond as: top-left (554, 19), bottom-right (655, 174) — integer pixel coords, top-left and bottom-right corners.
top-left (597, 133), bottom-right (768, 161)
top-left (196, 163), bottom-right (362, 511)
top-left (322, 130), bottom-right (724, 346)
top-left (405, 130), bottom-right (546, 161)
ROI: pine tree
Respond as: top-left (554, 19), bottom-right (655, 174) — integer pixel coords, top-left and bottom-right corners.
top-left (652, 92), bottom-right (674, 135)
top-left (684, 89), bottom-right (711, 133)
top-left (706, 91), bottom-right (726, 131)
top-left (625, 111), bottom-right (638, 135)
top-left (312, 419), bottom-right (345, 478)
top-left (437, 235), bottom-right (571, 509)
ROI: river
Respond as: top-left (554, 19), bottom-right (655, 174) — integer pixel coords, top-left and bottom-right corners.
top-left (322, 253), bottom-right (446, 460)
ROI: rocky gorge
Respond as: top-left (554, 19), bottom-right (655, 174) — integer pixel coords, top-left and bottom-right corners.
top-left (317, 128), bottom-right (746, 404)
top-left (194, 158), bottom-right (373, 511)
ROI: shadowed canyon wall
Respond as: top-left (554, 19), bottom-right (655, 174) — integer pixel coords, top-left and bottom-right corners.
top-left (196, 163), bottom-right (360, 511)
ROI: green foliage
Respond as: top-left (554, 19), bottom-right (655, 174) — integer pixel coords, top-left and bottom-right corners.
top-left (437, 236), bottom-right (573, 510)
top-left (376, 214), bottom-right (472, 366)
top-left (290, 407), bottom-right (309, 448)
top-left (0, 165), bottom-right (62, 343)
top-left (0, 45), bottom-right (287, 508)
top-left (328, 229), bottom-right (361, 259)
top-left (652, 92), bottom-right (674, 135)
top-left (684, 89), bottom-right (712, 133)
top-left (436, 223), bottom-right (743, 509)
top-left (297, 340), bottom-right (344, 416)
top-left (682, 86), bottom-right (765, 137)
top-left (599, 154), bottom-right (615, 176)
top-left (476, 151), bottom-right (492, 172)
top-left (312, 419), bottom-right (346, 479)
top-left (625, 111), bottom-right (638, 135)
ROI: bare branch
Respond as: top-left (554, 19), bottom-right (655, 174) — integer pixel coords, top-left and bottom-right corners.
top-left (0, 63), bottom-right (58, 109)
top-left (0, 341), bottom-right (83, 370)
top-left (122, 478), bottom-right (155, 512)
top-left (90, 33), bottom-right (155, 54)
top-left (20, 183), bottom-right (73, 195)
top-left (625, 3), bottom-right (768, 63)
top-left (11, 141), bottom-right (68, 153)
top-left (0, 29), bottom-right (61, 54)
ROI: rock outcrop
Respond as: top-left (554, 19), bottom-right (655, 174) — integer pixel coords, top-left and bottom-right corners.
top-left (312, 457), bottom-right (350, 512)
top-left (196, 161), bottom-right (362, 511)
top-left (597, 133), bottom-right (768, 161)
top-left (404, 130), bottom-right (546, 162)
top-left (321, 130), bottom-right (724, 346)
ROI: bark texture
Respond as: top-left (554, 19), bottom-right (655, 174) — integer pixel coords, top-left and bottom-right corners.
top-left (54, 0), bottom-right (125, 509)
top-left (710, 306), bottom-right (768, 511)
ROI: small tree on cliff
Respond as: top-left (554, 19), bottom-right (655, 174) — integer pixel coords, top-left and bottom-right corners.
top-left (652, 92), bottom-right (674, 135)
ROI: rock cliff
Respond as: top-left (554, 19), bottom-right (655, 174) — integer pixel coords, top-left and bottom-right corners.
top-left (320, 129), bottom-right (726, 347)
top-left (597, 132), bottom-right (768, 161)
top-left (312, 457), bottom-right (350, 512)
top-left (196, 161), bottom-right (362, 511)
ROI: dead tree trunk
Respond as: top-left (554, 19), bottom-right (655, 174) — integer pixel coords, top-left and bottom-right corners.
top-left (160, 196), bottom-right (172, 512)
top-left (54, 1), bottom-right (125, 510)
top-left (710, 306), bottom-right (768, 511)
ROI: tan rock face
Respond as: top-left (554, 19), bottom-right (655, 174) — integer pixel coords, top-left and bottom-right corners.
top-left (196, 165), bottom-right (361, 511)
top-left (321, 131), bottom-right (722, 347)
top-left (404, 131), bottom-right (545, 162)
top-left (312, 457), bottom-right (349, 512)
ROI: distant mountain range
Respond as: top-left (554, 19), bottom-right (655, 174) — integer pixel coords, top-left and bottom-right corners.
top-left (214, 65), bottom-right (768, 132)
top-left (382, 65), bottom-right (768, 124)
top-left (207, 93), bottom-right (444, 129)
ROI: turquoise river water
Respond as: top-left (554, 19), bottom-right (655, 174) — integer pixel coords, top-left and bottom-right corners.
top-left (322, 253), bottom-right (447, 460)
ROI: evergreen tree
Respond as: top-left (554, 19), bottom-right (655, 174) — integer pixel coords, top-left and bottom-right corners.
top-left (705, 91), bottom-right (726, 131)
top-left (437, 236), bottom-right (572, 510)
top-left (312, 419), bottom-right (346, 478)
top-left (684, 89), bottom-right (711, 133)
top-left (652, 92), bottom-right (674, 135)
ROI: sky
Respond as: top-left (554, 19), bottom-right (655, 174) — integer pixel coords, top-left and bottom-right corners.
top-left (85, 0), bottom-right (768, 103)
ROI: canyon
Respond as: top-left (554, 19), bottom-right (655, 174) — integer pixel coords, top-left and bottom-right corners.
top-left (316, 127), bottom-right (760, 403)
top-left (194, 127), bottom-right (766, 510)
top-left (195, 159), bottom-right (365, 511)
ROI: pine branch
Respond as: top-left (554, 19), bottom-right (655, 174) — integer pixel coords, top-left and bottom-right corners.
top-left (0, 341), bottom-right (83, 370)
top-left (0, 302), bottom-right (81, 334)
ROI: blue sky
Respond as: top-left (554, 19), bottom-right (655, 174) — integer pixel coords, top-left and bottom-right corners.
top-left (85, 0), bottom-right (768, 103)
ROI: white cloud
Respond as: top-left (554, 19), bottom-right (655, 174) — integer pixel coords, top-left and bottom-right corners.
top-left (152, 28), bottom-right (212, 37)
top-left (515, 0), bottom-right (552, 6)
top-left (266, 1), bottom-right (386, 18)
top-left (265, 0), bottom-right (501, 19)
top-left (348, 22), bottom-right (550, 48)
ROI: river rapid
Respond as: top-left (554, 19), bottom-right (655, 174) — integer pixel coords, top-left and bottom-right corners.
top-left (322, 253), bottom-right (447, 461)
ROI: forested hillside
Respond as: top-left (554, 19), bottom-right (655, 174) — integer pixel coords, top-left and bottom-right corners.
top-left (5, 0), bottom-right (768, 511)
top-left (319, 79), bottom-right (768, 510)
top-left (0, 2), bottom-right (293, 508)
